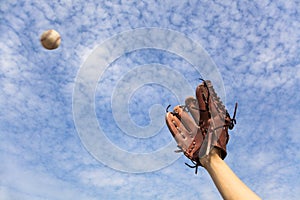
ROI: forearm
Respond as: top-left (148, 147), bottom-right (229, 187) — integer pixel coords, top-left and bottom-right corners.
top-left (200, 149), bottom-right (261, 200)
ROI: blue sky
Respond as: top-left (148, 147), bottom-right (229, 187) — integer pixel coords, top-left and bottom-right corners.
top-left (1, 0), bottom-right (299, 199)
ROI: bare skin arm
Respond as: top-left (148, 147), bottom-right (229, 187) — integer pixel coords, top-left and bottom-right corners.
top-left (200, 148), bottom-right (261, 200)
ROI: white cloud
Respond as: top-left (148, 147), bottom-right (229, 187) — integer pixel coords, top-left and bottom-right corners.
top-left (79, 169), bottom-right (126, 187)
top-left (1, 153), bottom-right (97, 200)
top-left (1, 0), bottom-right (299, 199)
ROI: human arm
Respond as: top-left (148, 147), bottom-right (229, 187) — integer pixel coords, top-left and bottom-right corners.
top-left (200, 148), bottom-right (261, 200)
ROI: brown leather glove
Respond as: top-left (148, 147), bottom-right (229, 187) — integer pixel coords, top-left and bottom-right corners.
top-left (165, 80), bottom-right (237, 173)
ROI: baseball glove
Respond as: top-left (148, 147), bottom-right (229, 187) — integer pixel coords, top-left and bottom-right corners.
top-left (165, 80), bottom-right (237, 173)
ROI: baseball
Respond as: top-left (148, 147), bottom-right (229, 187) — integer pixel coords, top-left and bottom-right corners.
top-left (40, 29), bottom-right (61, 50)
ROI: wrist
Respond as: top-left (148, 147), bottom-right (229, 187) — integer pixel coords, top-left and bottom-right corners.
top-left (199, 148), bottom-right (222, 168)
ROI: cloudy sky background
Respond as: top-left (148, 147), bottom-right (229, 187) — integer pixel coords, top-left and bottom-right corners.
top-left (1, 0), bottom-right (299, 199)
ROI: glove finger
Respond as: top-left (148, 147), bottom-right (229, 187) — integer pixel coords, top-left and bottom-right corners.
top-left (209, 93), bottom-right (226, 119)
top-left (173, 105), bottom-right (198, 135)
top-left (201, 81), bottom-right (227, 123)
top-left (198, 80), bottom-right (226, 118)
top-left (185, 96), bottom-right (200, 124)
top-left (165, 112), bottom-right (194, 151)
top-left (196, 82), bottom-right (208, 111)
top-left (196, 82), bottom-right (211, 121)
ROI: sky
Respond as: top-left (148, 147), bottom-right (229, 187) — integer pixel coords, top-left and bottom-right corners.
top-left (0, 0), bottom-right (299, 199)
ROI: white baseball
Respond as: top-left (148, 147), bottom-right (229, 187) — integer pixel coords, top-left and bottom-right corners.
top-left (40, 29), bottom-right (61, 50)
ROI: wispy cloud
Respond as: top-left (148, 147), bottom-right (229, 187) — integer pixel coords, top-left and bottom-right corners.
top-left (0, 0), bottom-right (299, 199)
